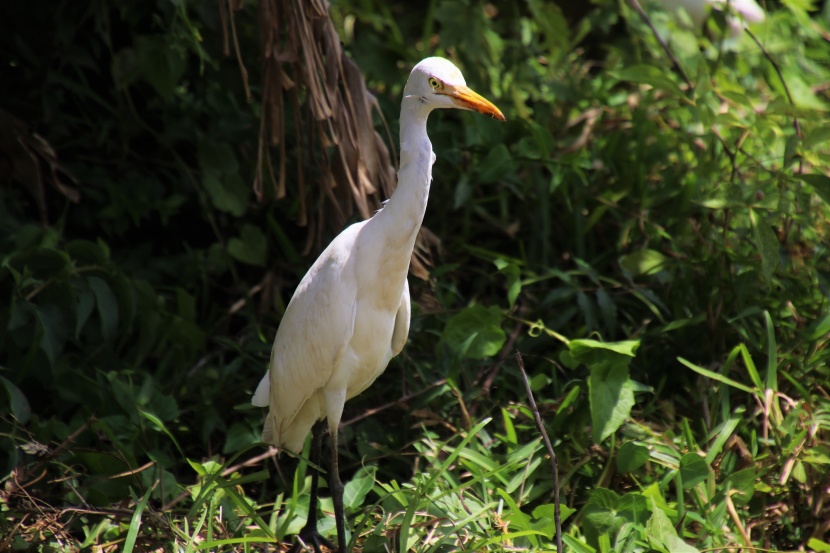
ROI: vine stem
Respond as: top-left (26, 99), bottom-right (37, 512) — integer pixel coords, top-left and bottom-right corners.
top-left (516, 350), bottom-right (563, 552)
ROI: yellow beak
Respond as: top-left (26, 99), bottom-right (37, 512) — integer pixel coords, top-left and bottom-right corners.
top-left (445, 84), bottom-right (506, 121)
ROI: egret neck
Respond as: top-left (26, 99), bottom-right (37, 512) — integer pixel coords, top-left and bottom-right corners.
top-left (368, 95), bottom-right (435, 255)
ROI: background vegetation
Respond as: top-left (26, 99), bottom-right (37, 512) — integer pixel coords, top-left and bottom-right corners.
top-left (2, 0), bottom-right (830, 551)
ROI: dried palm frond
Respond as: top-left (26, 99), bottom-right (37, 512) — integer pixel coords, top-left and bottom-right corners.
top-left (257, 0), bottom-right (396, 246)
top-left (222, 0), bottom-right (437, 277)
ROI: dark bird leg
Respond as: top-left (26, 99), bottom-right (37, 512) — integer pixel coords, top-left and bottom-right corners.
top-left (328, 425), bottom-right (347, 553)
top-left (288, 420), bottom-right (336, 553)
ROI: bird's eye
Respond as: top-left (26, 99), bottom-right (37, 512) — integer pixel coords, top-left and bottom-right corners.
top-left (428, 77), bottom-right (441, 90)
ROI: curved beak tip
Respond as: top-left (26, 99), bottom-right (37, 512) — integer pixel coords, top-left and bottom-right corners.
top-left (451, 85), bottom-right (506, 122)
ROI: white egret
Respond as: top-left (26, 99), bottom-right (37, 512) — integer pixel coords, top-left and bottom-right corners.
top-left (252, 56), bottom-right (505, 552)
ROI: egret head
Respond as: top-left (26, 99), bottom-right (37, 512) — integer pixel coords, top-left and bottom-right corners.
top-left (404, 57), bottom-right (505, 121)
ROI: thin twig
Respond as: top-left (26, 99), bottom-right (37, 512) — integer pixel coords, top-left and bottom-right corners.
top-left (340, 379), bottom-right (448, 427)
top-left (627, 0), bottom-right (694, 93)
top-left (726, 492), bottom-right (752, 546)
top-left (515, 350), bottom-right (562, 552)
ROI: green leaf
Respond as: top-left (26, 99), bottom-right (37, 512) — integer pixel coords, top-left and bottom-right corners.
top-left (87, 276), bottom-right (119, 341)
top-left (596, 288), bottom-right (617, 336)
top-left (589, 365), bottom-right (634, 443)
top-left (203, 172), bottom-right (249, 217)
top-left (199, 142), bottom-right (248, 216)
top-left (646, 499), bottom-right (699, 553)
top-left (677, 357), bottom-right (756, 394)
top-left (442, 305), bottom-right (506, 359)
top-left (32, 303), bottom-right (65, 366)
top-left (798, 173), bottom-right (830, 206)
top-left (679, 453), bottom-right (709, 489)
top-left (807, 538), bottom-right (830, 553)
top-left (0, 374), bottom-right (31, 423)
top-left (619, 249), bottom-right (668, 277)
top-left (136, 35), bottom-right (185, 101)
top-left (569, 340), bottom-right (639, 443)
top-left (75, 282), bottom-right (95, 339)
top-left (343, 466), bottom-right (377, 511)
top-left (494, 259), bottom-right (521, 307)
top-left (750, 210), bottom-right (779, 283)
top-left (612, 65), bottom-right (683, 97)
top-left (725, 466), bottom-right (756, 507)
top-left (228, 225), bottom-right (267, 267)
top-left (531, 503), bottom-right (575, 524)
top-left (123, 485), bottom-right (155, 553)
top-left (617, 441), bottom-right (649, 473)
top-left (477, 144), bottom-right (514, 183)
top-left (138, 409), bottom-right (185, 458)
top-left (780, 69), bottom-right (827, 111)
top-left (805, 312), bottom-right (830, 341)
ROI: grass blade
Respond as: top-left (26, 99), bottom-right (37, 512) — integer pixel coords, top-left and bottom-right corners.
top-left (764, 311), bottom-right (778, 391)
top-left (123, 482), bottom-right (157, 553)
top-left (677, 357), bottom-right (756, 394)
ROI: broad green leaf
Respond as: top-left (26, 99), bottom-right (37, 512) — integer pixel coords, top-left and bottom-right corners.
top-left (569, 339), bottom-right (639, 359)
top-left (494, 259), bottom-right (521, 307)
top-left (679, 453), bottom-right (709, 489)
top-left (136, 35), bottom-right (185, 101)
top-left (531, 503), bottom-right (575, 524)
top-left (568, 340), bottom-right (638, 443)
top-left (617, 492), bottom-right (650, 525)
top-left (228, 225), bottom-right (267, 267)
top-left (725, 467), bottom-right (756, 507)
top-left (442, 305), bottom-right (506, 359)
top-left (646, 500), bottom-right (699, 553)
top-left (222, 422), bottom-right (261, 454)
top-left (343, 466), bottom-right (377, 511)
top-left (202, 171), bottom-right (248, 216)
top-left (750, 210), bottom-right (779, 283)
top-left (808, 538), bottom-right (830, 553)
top-left (199, 142), bottom-right (248, 216)
top-left (477, 143), bottom-right (514, 183)
top-left (596, 288), bottom-right (617, 335)
top-left (582, 488), bottom-right (625, 540)
top-left (87, 276), bottom-right (119, 341)
top-left (780, 69), bottom-right (827, 111)
top-left (799, 173), bottom-right (830, 206)
top-left (617, 442), bottom-right (649, 473)
top-left (0, 374), bottom-right (31, 423)
top-left (32, 303), bottom-right (65, 366)
top-left (619, 249), bottom-right (667, 277)
top-left (75, 283), bottom-right (95, 339)
top-left (588, 362), bottom-right (634, 444)
top-left (612, 65), bottom-right (683, 97)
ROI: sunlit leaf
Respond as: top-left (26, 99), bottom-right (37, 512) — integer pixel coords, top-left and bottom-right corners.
top-left (679, 453), bottom-right (709, 489)
top-left (442, 305), bottom-right (506, 359)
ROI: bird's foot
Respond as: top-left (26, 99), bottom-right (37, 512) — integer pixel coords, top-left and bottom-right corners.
top-left (287, 530), bottom-right (338, 553)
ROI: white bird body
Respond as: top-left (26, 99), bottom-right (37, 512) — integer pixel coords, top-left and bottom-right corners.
top-left (252, 194), bottom-right (419, 451)
top-left (252, 62), bottom-right (504, 543)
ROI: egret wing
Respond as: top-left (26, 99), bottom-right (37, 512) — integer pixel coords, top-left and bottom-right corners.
top-left (391, 279), bottom-right (411, 355)
top-left (265, 224), bottom-right (361, 446)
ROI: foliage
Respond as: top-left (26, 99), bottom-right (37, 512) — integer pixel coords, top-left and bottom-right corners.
top-left (2, 0), bottom-right (830, 551)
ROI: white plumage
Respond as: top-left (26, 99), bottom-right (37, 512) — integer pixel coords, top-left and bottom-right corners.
top-left (253, 56), bottom-right (504, 553)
